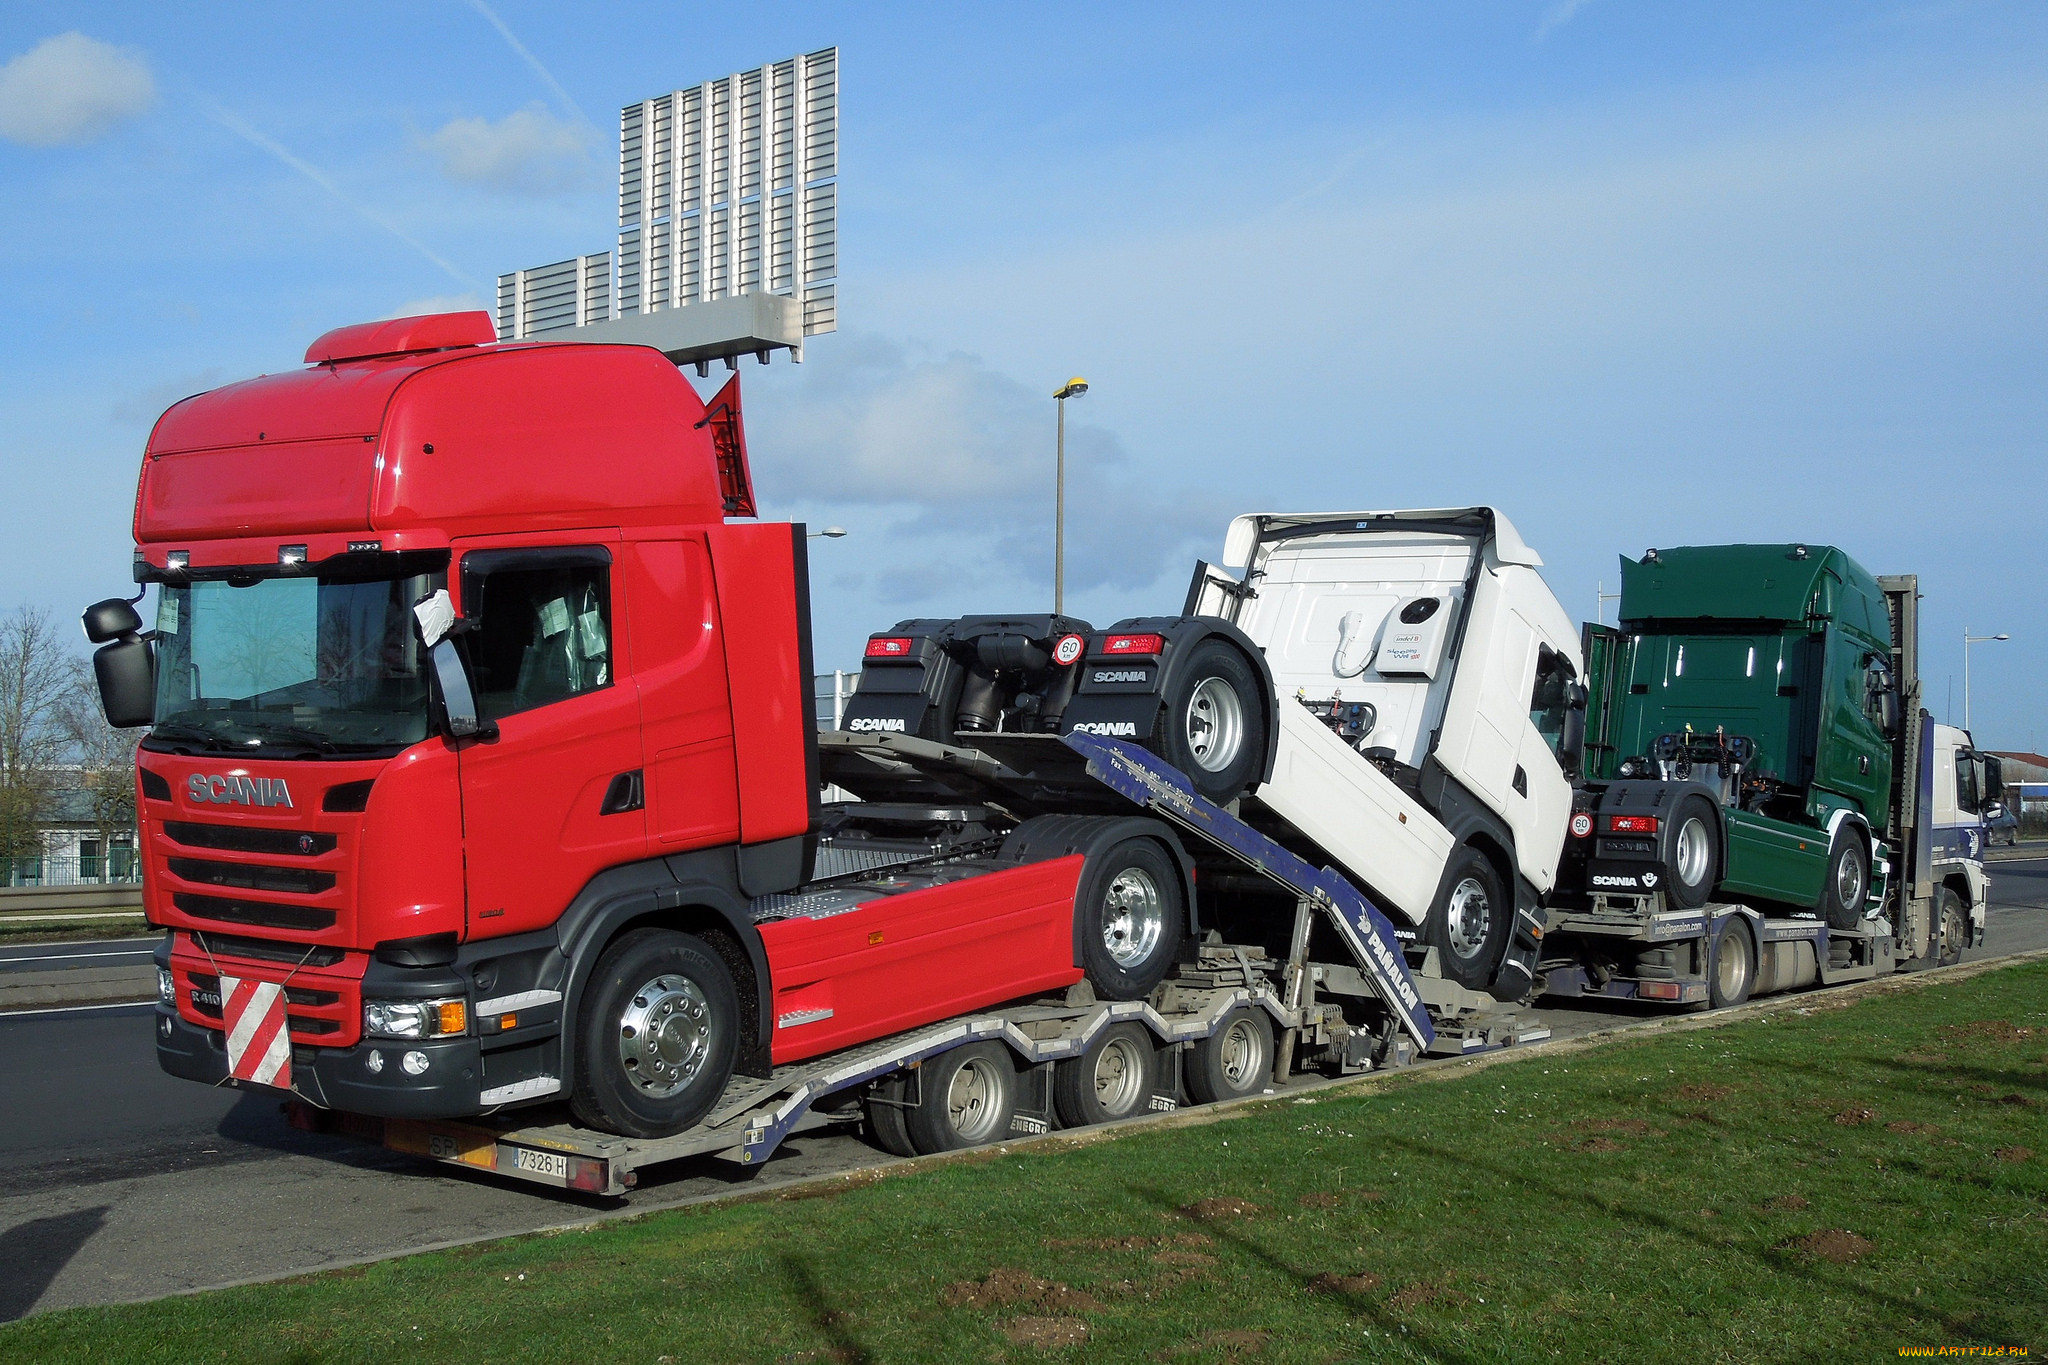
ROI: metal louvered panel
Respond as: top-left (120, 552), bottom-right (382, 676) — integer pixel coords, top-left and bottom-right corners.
top-left (493, 253), bottom-right (617, 340)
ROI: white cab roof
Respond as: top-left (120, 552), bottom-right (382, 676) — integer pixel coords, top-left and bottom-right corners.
top-left (1220, 507), bottom-right (1543, 571)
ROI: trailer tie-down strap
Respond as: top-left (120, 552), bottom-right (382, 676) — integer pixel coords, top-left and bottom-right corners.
top-left (1062, 733), bottom-right (1435, 1048)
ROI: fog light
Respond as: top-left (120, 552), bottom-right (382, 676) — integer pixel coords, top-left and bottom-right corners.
top-left (157, 967), bottom-right (175, 1004)
top-left (366, 1050), bottom-right (385, 1074)
top-left (401, 1050), bottom-right (429, 1076)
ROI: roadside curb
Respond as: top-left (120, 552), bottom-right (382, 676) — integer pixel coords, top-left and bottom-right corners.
top-left (0, 966), bottom-right (155, 1014)
top-left (53, 945), bottom-right (2048, 1321)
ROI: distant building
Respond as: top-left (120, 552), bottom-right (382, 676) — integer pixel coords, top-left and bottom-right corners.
top-left (4, 773), bottom-right (137, 886)
top-left (1989, 752), bottom-right (2048, 825)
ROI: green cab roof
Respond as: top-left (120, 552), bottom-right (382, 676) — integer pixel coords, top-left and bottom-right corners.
top-left (1618, 544), bottom-right (1881, 628)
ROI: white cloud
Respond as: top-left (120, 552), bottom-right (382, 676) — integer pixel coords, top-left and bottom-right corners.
top-left (0, 32), bottom-right (155, 147)
top-left (1536, 0), bottom-right (1596, 39)
top-left (421, 103), bottom-right (593, 195)
top-left (386, 294), bottom-right (486, 319)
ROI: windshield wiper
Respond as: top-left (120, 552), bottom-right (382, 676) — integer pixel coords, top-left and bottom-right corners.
top-left (143, 721), bottom-right (238, 753)
top-left (234, 722), bottom-right (342, 754)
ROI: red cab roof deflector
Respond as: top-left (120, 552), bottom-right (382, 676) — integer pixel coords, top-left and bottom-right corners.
top-left (304, 311), bottom-right (498, 365)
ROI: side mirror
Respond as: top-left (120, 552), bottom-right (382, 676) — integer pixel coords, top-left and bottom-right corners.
top-left (427, 638), bottom-right (494, 741)
top-left (1984, 801), bottom-right (2006, 821)
top-left (94, 638), bottom-right (156, 728)
top-left (1878, 690), bottom-right (1900, 738)
top-left (1984, 755), bottom-right (2005, 801)
top-left (82, 597), bottom-right (143, 644)
top-left (1558, 681), bottom-right (1589, 770)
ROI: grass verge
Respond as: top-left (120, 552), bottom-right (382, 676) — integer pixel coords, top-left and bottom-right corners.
top-left (0, 919), bottom-right (152, 946)
top-left (4, 962), bottom-right (2045, 1363)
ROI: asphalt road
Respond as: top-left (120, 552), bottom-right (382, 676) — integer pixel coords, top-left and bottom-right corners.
top-left (4, 869), bottom-right (2045, 1322)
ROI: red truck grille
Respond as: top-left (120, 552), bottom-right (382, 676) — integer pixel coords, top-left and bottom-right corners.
top-left (171, 931), bottom-right (364, 1045)
top-left (156, 817), bottom-right (352, 943)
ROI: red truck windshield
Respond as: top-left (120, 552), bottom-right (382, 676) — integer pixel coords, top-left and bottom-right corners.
top-left (144, 571), bottom-right (442, 757)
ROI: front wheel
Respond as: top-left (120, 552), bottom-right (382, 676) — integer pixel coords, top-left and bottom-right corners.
top-left (1818, 829), bottom-right (1869, 931)
top-left (570, 929), bottom-right (739, 1139)
top-left (1666, 797), bottom-right (1720, 909)
top-left (1076, 838), bottom-right (1184, 1000)
top-left (1936, 886), bottom-right (1967, 967)
top-left (1156, 640), bottom-right (1266, 803)
top-left (1423, 846), bottom-right (1509, 993)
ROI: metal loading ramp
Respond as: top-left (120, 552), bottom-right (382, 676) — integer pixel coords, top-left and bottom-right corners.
top-left (979, 732), bottom-right (1440, 1051)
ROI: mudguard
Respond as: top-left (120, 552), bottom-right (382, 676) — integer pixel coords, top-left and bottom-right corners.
top-left (999, 813), bottom-right (1200, 963)
top-left (1059, 615), bottom-right (1280, 786)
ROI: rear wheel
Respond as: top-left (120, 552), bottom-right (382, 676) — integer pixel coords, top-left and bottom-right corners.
top-left (904, 1043), bottom-right (1019, 1154)
top-left (1709, 916), bottom-right (1755, 1009)
top-left (1053, 1023), bottom-right (1155, 1127)
top-left (1818, 829), bottom-right (1869, 931)
top-left (864, 1075), bottom-right (918, 1157)
top-left (570, 929), bottom-right (738, 1139)
top-left (1157, 640), bottom-right (1266, 803)
top-left (1185, 1007), bottom-right (1274, 1105)
top-left (1936, 886), bottom-right (1967, 967)
top-left (1666, 797), bottom-right (1719, 909)
top-left (1077, 838), bottom-right (1184, 1000)
top-left (1424, 846), bottom-right (1509, 992)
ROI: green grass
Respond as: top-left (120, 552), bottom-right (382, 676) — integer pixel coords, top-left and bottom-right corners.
top-left (0, 918), bottom-right (151, 946)
top-left (6, 963), bottom-right (2046, 1365)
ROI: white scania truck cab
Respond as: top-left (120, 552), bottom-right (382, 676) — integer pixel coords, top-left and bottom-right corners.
top-left (1190, 507), bottom-right (1586, 999)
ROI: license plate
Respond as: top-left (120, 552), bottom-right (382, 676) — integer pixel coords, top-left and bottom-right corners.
top-left (512, 1146), bottom-right (569, 1180)
top-left (190, 988), bottom-right (222, 1011)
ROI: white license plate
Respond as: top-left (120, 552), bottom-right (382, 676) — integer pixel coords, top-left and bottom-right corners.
top-left (512, 1146), bottom-right (569, 1180)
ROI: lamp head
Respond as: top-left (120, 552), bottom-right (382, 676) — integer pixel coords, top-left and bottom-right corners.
top-left (1054, 377), bottom-right (1089, 400)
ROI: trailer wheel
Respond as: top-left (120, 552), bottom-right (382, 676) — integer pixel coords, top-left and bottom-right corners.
top-left (863, 1075), bottom-right (918, 1158)
top-left (570, 929), bottom-right (739, 1139)
top-left (1818, 829), bottom-right (1869, 931)
top-left (1054, 1023), bottom-right (1156, 1127)
top-left (1709, 916), bottom-right (1755, 1009)
top-left (1186, 1007), bottom-right (1274, 1105)
top-left (1666, 796), bottom-right (1719, 909)
top-left (1077, 838), bottom-right (1185, 1000)
top-left (904, 1042), bottom-right (1019, 1154)
top-left (1157, 640), bottom-right (1266, 802)
top-left (1424, 846), bottom-right (1509, 992)
top-left (1936, 886), bottom-right (1967, 967)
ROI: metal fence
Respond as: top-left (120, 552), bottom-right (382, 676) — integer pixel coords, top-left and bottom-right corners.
top-left (813, 671), bottom-right (855, 730)
top-left (5, 851), bottom-right (141, 888)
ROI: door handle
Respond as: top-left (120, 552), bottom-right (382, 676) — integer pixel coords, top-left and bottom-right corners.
top-left (600, 769), bottom-right (644, 815)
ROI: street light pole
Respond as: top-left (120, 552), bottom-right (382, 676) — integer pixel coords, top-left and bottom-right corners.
top-left (1052, 378), bottom-right (1088, 615)
top-left (1963, 627), bottom-right (2010, 732)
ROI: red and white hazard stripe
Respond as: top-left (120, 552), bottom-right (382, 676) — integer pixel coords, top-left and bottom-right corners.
top-left (222, 975), bottom-right (293, 1089)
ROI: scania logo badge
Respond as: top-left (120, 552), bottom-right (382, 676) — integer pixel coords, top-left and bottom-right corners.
top-left (186, 773), bottom-right (295, 808)
top-left (297, 834), bottom-right (318, 854)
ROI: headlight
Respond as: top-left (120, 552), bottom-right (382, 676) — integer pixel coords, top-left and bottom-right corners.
top-left (158, 967), bottom-right (176, 1005)
top-left (363, 997), bottom-right (468, 1039)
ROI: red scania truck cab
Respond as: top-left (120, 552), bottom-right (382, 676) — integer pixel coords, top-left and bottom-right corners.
top-left (85, 312), bottom-right (1183, 1141)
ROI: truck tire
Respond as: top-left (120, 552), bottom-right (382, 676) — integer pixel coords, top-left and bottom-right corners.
top-left (1709, 916), bottom-right (1755, 1009)
top-left (1936, 886), bottom-right (1967, 967)
top-left (1423, 846), bottom-right (1509, 993)
top-left (1053, 1022), bottom-right (1155, 1127)
top-left (1157, 640), bottom-right (1265, 803)
top-left (1666, 796), bottom-right (1720, 909)
top-left (904, 1042), bottom-right (1018, 1154)
top-left (570, 929), bottom-right (739, 1139)
top-left (1185, 1006), bottom-right (1274, 1105)
top-left (1077, 838), bottom-right (1185, 1000)
top-left (864, 1075), bottom-right (918, 1158)
top-left (1818, 828), bottom-right (1869, 931)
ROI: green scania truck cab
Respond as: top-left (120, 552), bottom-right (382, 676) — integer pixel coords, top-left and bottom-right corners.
top-left (1573, 544), bottom-right (1901, 927)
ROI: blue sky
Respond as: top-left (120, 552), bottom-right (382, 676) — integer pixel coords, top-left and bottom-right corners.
top-left (3, 2), bottom-right (2044, 746)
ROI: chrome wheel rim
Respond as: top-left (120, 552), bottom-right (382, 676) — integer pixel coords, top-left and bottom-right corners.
top-left (1218, 1018), bottom-right (1263, 1088)
top-left (1675, 817), bottom-right (1711, 887)
top-left (1185, 677), bottom-right (1245, 773)
top-left (1836, 845), bottom-right (1865, 907)
top-left (946, 1057), bottom-right (1005, 1142)
top-left (617, 973), bottom-right (712, 1098)
top-left (1103, 867), bottom-right (1165, 968)
top-left (1092, 1036), bottom-right (1146, 1115)
top-left (1716, 930), bottom-right (1750, 1001)
top-left (1446, 877), bottom-right (1491, 960)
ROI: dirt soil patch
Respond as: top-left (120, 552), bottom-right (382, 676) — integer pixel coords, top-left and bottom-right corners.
top-left (1149, 1249), bottom-right (1218, 1269)
top-left (1784, 1229), bottom-right (1875, 1264)
top-left (1003, 1317), bottom-right (1089, 1349)
top-left (1307, 1271), bottom-right (1382, 1295)
top-left (1569, 1136), bottom-right (1626, 1153)
top-left (1763, 1194), bottom-right (1810, 1211)
top-left (1886, 1121), bottom-right (1940, 1135)
top-left (1296, 1192), bottom-right (1341, 1209)
top-left (1833, 1107), bottom-right (1880, 1126)
top-left (1940, 1020), bottom-right (2036, 1044)
top-left (1046, 1233), bottom-right (1211, 1252)
top-left (1671, 1081), bottom-right (1735, 1102)
top-left (942, 1267), bottom-right (1104, 1314)
top-left (1994, 1146), bottom-right (2034, 1163)
top-left (1388, 1275), bottom-right (1473, 1310)
top-left (1179, 1197), bottom-right (1263, 1221)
